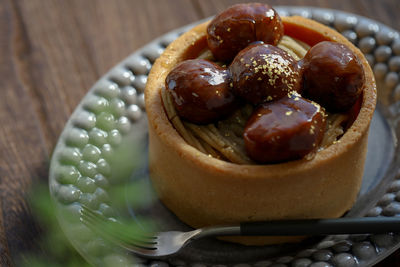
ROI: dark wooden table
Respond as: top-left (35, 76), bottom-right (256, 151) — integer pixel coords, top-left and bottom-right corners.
top-left (1, 0), bottom-right (399, 266)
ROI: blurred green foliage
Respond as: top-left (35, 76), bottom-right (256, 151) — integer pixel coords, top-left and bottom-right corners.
top-left (17, 184), bottom-right (90, 267)
top-left (17, 131), bottom-right (153, 266)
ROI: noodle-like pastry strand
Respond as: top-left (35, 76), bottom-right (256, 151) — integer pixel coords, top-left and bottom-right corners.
top-left (278, 36), bottom-right (309, 59)
top-left (161, 86), bottom-right (207, 153)
top-left (320, 113), bottom-right (348, 148)
top-left (185, 122), bottom-right (251, 164)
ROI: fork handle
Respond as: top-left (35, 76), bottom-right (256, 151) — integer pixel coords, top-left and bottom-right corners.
top-left (240, 217), bottom-right (400, 236)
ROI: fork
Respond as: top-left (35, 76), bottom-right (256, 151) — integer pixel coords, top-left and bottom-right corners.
top-left (80, 205), bottom-right (400, 258)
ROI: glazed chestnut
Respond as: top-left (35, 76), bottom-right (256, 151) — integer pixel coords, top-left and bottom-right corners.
top-left (244, 93), bottom-right (326, 163)
top-left (230, 44), bottom-right (301, 105)
top-left (165, 59), bottom-right (238, 124)
top-left (207, 3), bottom-right (284, 62)
top-left (302, 41), bottom-right (365, 112)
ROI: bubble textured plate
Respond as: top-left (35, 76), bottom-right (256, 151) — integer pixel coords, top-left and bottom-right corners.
top-left (49, 7), bottom-right (400, 267)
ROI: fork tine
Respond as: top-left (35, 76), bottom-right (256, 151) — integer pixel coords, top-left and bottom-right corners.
top-left (81, 207), bottom-right (157, 250)
top-left (80, 206), bottom-right (157, 250)
top-left (81, 217), bottom-right (156, 251)
top-left (80, 206), bottom-right (156, 243)
top-left (81, 218), bottom-right (157, 252)
top-left (80, 206), bottom-right (155, 238)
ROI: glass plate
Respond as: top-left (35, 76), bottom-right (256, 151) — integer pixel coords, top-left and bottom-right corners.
top-left (49, 6), bottom-right (400, 267)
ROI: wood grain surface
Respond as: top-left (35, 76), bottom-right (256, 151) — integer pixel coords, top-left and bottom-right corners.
top-left (0, 0), bottom-right (399, 266)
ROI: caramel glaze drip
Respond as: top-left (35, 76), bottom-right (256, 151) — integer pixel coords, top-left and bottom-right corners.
top-left (161, 35), bottom-right (349, 164)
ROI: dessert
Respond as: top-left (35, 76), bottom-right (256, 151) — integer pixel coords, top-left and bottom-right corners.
top-left (230, 44), bottom-right (301, 104)
top-left (165, 59), bottom-right (238, 124)
top-left (207, 3), bottom-right (283, 62)
top-left (244, 93), bottom-right (326, 163)
top-left (302, 41), bottom-right (365, 112)
top-left (145, 3), bottom-right (376, 245)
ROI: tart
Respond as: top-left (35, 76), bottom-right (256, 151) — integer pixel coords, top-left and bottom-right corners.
top-left (145, 6), bottom-right (376, 245)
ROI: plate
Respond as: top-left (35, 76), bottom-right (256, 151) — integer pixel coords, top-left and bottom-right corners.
top-left (49, 6), bottom-right (400, 267)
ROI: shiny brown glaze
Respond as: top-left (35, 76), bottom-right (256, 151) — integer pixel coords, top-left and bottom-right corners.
top-left (301, 41), bottom-right (365, 112)
top-left (165, 59), bottom-right (238, 124)
top-left (230, 44), bottom-right (301, 105)
top-left (244, 93), bottom-right (326, 163)
top-left (207, 3), bottom-right (283, 62)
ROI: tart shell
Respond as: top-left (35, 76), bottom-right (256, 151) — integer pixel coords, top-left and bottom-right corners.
top-left (145, 16), bottom-right (377, 245)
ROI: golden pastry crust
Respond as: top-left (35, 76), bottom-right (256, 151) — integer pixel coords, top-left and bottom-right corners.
top-left (145, 16), bottom-right (377, 245)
